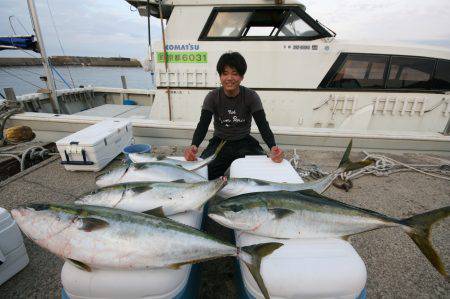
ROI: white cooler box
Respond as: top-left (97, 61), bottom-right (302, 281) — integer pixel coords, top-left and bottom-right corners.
top-left (56, 119), bottom-right (132, 172)
top-left (0, 207), bottom-right (29, 286)
top-left (62, 160), bottom-right (207, 299)
top-left (230, 156), bottom-right (367, 299)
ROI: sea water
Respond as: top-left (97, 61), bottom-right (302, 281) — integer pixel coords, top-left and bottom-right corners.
top-left (0, 66), bottom-right (154, 96)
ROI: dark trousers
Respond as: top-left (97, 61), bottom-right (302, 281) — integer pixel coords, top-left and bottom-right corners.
top-left (200, 135), bottom-right (265, 180)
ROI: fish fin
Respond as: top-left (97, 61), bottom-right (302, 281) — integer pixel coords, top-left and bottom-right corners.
top-left (172, 179), bottom-right (187, 183)
top-left (168, 261), bottom-right (191, 270)
top-left (241, 242), bottom-right (283, 299)
top-left (133, 163), bottom-right (147, 169)
top-left (254, 179), bottom-right (271, 186)
top-left (67, 258), bottom-right (92, 272)
top-left (341, 235), bottom-right (351, 241)
top-left (30, 203), bottom-right (51, 211)
top-left (142, 206), bottom-right (165, 217)
top-left (400, 206), bottom-right (450, 278)
top-left (78, 217), bottom-right (109, 232)
top-left (156, 154), bottom-right (166, 160)
top-left (297, 189), bottom-right (326, 198)
top-left (337, 139), bottom-right (374, 172)
top-left (168, 256), bottom-right (218, 270)
top-left (268, 208), bottom-right (295, 219)
top-left (131, 185), bottom-right (153, 194)
top-left (338, 139), bottom-right (353, 168)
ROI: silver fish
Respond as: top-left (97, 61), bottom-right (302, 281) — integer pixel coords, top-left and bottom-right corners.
top-left (96, 162), bottom-right (206, 188)
top-left (208, 190), bottom-right (450, 278)
top-left (129, 141), bottom-right (226, 171)
top-left (218, 139), bottom-right (373, 198)
top-left (218, 175), bottom-right (337, 199)
top-left (12, 203), bottom-right (282, 299)
top-left (76, 177), bottom-right (226, 215)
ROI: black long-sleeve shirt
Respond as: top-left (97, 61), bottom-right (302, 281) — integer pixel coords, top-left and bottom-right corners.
top-left (192, 109), bottom-right (276, 149)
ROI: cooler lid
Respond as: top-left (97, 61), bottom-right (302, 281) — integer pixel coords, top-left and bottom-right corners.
top-left (56, 120), bottom-right (131, 147)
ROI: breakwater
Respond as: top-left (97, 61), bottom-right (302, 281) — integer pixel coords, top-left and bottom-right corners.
top-left (0, 56), bottom-right (142, 67)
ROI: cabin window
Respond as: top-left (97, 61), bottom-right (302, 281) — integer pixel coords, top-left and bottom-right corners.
top-left (320, 53), bottom-right (449, 91)
top-left (242, 10), bottom-right (287, 37)
top-left (207, 12), bottom-right (251, 37)
top-left (386, 57), bottom-right (435, 89)
top-left (278, 11), bottom-right (319, 38)
top-left (200, 7), bottom-right (330, 40)
top-left (327, 54), bottom-right (388, 88)
top-left (431, 60), bottom-right (450, 90)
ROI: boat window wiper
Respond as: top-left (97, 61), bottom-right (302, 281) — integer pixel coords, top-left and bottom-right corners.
top-left (316, 19), bottom-right (336, 37)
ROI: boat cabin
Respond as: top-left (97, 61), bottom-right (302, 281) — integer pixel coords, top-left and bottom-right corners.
top-left (126, 0), bottom-right (450, 136)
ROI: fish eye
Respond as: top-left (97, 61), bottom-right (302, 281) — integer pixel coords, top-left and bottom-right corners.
top-left (228, 204), bottom-right (242, 213)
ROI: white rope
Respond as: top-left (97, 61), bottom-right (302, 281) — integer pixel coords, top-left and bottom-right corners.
top-left (289, 149), bottom-right (450, 182)
top-left (289, 150), bottom-right (329, 179)
top-left (344, 151), bottom-right (450, 181)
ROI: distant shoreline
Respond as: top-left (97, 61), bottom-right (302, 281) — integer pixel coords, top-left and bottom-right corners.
top-left (0, 56), bottom-right (142, 67)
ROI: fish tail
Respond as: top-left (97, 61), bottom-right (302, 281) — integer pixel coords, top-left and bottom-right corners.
top-left (213, 140), bottom-right (227, 157)
top-left (240, 242), bottom-right (283, 299)
top-left (192, 141), bottom-right (227, 170)
top-left (337, 139), bottom-right (374, 172)
top-left (400, 206), bottom-right (450, 278)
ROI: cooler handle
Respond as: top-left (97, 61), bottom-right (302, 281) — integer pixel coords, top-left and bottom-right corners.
top-left (61, 149), bottom-right (94, 165)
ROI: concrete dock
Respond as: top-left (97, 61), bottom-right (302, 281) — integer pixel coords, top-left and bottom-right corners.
top-left (0, 147), bottom-right (449, 298)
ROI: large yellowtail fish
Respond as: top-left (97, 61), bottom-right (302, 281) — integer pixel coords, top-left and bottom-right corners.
top-left (218, 139), bottom-right (373, 198)
top-left (208, 190), bottom-right (449, 278)
top-left (12, 203), bottom-right (282, 299)
top-left (76, 177), bottom-right (226, 215)
top-left (129, 141), bottom-right (226, 171)
top-left (96, 162), bottom-right (207, 188)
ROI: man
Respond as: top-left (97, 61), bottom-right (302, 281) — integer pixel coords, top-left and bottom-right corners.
top-left (184, 52), bottom-right (284, 180)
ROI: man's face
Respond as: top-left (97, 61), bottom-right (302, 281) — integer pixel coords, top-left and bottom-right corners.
top-left (220, 65), bottom-right (243, 94)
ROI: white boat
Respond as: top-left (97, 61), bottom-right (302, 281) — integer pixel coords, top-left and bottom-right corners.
top-left (6, 0), bottom-right (450, 153)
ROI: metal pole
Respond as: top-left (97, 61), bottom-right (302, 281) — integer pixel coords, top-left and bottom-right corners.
top-left (121, 75), bottom-right (128, 102)
top-left (27, 0), bottom-right (60, 114)
top-left (158, 0), bottom-right (172, 121)
top-left (147, 0), bottom-right (154, 85)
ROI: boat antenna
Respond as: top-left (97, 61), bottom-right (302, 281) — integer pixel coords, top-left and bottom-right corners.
top-left (45, 0), bottom-right (76, 88)
top-left (147, 0), bottom-right (155, 86)
top-left (316, 19), bottom-right (337, 37)
top-left (158, 0), bottom-right (173, 121)
top-left (26, 0), bottom-right (60, 114)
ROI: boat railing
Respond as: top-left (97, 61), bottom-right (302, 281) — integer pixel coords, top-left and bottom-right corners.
top-left (8, 86), bottom-right (156, 114)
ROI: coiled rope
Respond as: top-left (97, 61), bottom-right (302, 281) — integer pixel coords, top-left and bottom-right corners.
top-left (343, 152), bottom-right (450, 182)
top-left (290, 149), bottom-right (450, 183)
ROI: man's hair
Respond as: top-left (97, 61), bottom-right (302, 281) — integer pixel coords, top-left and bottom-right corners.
top-left (216, 52), bottom-right (247, 76)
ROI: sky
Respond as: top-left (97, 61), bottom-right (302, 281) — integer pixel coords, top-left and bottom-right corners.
top-left (0, 0), bottom-right (449, 60)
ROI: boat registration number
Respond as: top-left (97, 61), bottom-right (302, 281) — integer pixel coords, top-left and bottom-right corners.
top-left (157, 52), bottom-right (208, 63)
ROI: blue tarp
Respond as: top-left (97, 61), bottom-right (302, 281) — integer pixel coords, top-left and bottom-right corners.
top-left (0, 35), bottom-right (38, 52)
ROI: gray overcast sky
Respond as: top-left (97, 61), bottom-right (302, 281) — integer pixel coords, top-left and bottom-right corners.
top-left (1, 0), bottom-right (449, 60)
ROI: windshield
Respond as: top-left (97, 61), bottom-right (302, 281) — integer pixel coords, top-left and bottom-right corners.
top-left (278, 11), bottom-right (319, 37)
top-left (202, 7), bottom-right (325, 40)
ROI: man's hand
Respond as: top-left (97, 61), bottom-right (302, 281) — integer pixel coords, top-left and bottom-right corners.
top-left (184, 145), bottom-right (198, 161)
top-left (270, 146), bottom-right (284, 163)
